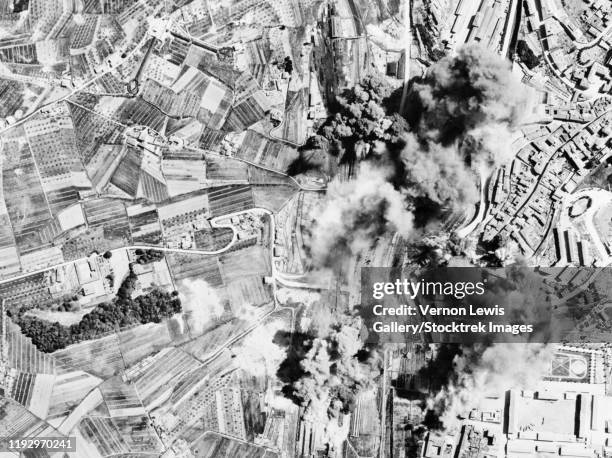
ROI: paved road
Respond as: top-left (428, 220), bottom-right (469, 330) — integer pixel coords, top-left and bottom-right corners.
top-left (0, 32), bottom-right (151, 135)
top-left (0, 207), bottom-right (281, 286)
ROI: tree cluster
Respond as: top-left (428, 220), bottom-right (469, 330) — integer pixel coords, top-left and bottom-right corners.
top-left (134, 249), bottom-right (164, 265)
top-left (17, 273), bottom-right (181, 353)
top-left (56, 298), bottom-right (81, 313)
top-left (516, 40), bottom-right (540, 70)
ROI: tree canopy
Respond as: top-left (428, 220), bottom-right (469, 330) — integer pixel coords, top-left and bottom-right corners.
top-left (17, 272), bottom-right (181, 353)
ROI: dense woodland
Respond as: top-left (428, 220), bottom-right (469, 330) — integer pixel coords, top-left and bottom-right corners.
top-left (16, 271), bottom-right (181, 353)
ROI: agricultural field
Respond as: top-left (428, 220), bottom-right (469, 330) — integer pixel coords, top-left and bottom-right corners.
top-left (167, 252), bottom-right (224, 285)
top-left (46, 371), bottom-right (103, 420)
top-left (127, 204), bottom-right (163, 246)
top-left (78, 415), bottom-right (162, 456)
top-left (2, 127), bottom-right (56, 253)
top-left (3, 321), bottom-right (57, 374)
top-left (0, 214), bottom-right (20, 279)
top-left (115, 98), bottom-right (167, 132)
top-left (110, 147), bottom-right (143, 197)
top-left (0, 80), bottom-right (34, 118)
top-left (100, 376), bottom-right (146, 417)
top-left (0, 0), bottom-right (347, 455)
top-left (67, 100), bottom-right (125, 164)
top-left (247, 166), bottom-right (296, 185)
top-left (83, 198), bottom-right (131, 242)
top-left (276, 88), bottom-right (308, 146)
top-left (219, 245), bottom-right (272, 281)
top-left (0, 272), bottom-right (53, 312)
top-left (191, 431), bottom-right (277, 458)
top-left (226, 275), bottom-right (272, 309)
top-left (223, 94), bottom-right (268, 132)
top-left (85, 144), bottom-right (125, 191)
top-left (236, 130), bottom-right (299, 173)
top-left (181, 319), bottom-right (255, 361)
top-left (163, 158), bottom-right (207, 196)
top-left (61, 226), bottom-right (121, 260)
top-left (199, 128), bottom-right (226, 151)
top-left (126, 347), bottom-right (201, 409)
top-left (9, 372), bottom-right (55, 418)
top-left (252, 184), bottom-right (298, 212)
top-left (0, 397), bottom-right (64, 439)
top-left (206, 155), bottom-right (249, 182)
top-left (117, 322), bottom-right (177, 367)
top-left (208, 185), bottom-right (255, 217)
top-left (52, 334), bottom-right (125, 378)
top-left (141, 79), bottom-right (200, 118)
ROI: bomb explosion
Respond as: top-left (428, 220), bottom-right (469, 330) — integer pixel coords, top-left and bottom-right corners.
top-left (276, 45), bottom-right (548, 440)
top-left (308, 45), bottom-right (527, 268)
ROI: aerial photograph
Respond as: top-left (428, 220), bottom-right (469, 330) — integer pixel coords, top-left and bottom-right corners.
top-left (0, 0), bottom-right (610, 456)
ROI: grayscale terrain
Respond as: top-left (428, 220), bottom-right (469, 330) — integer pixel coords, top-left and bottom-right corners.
top-left (0, 0), bottom-right (611, 456)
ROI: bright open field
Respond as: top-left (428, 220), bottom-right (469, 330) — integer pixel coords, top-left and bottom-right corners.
top-left (226, 275), bottom-right (272, 310)
top-left (2, 128), bottom-right (56, 253)
top-left (117, 322), bottom-right (174, 367)
top-left (206, 155), bottom-right (249, 181)
top-left (219, 245), bottom-right (271, 282)
top-left (252, 184), bottom-right (297, 212)
top-left (47, 370), bottom-right (102, 419)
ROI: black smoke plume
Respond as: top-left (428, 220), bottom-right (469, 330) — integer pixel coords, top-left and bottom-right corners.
top-left (277, 311), bottom-right (381, 422)
top-left (307, 44), bottom-right (527, 268)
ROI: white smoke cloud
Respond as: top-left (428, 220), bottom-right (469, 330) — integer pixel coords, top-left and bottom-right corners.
top-left (232, 319), bottom-right (287, 377)
top-left (276, 287), bottom-right (321, 307)
top-left (428, 343), bottom-right (554, 428)
top-left (321, 413), bottom-right (351, 453)
top-left (309, 162), bottom-right (414, 267)
top-left (266, 393), bottom-right (297, 411)
top-left (233, 302), bottom-right (268, 322)
top-left (468, 122), bottom-right (518, 169)
top-left (178, 279), bottom-right (225, 336)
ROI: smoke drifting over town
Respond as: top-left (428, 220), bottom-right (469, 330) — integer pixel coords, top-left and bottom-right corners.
top-left (308, 44), bottom-right (527, 268)
top-left (398, 135), bottom-right (480, 208)
top-left (411, 45), bottom-right (526, 149)
top-left (427, 343), bottom-right (553, 428)
top-left (290, 44), bottom-right (536, 442)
